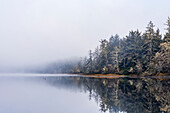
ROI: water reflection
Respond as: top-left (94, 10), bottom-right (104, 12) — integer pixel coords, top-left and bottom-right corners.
top-left (0, 76), bottom-right (100, 113)
top-left (42, 76), bottom-right (170, 113)
top-left (0, 75), bottom-right (169, 113)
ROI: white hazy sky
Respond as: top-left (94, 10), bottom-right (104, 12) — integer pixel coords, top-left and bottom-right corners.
top-left (0, 0), bottom-right (170, 69)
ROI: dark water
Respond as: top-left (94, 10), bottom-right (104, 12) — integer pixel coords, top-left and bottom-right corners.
top-left (0, 74), bottom-right (169, 113)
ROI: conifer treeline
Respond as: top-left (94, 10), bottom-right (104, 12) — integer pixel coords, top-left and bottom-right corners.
top-left (72, 18), bottom-right (170, 75)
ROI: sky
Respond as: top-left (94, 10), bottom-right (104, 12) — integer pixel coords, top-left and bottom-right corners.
top-left (0, 0), bottom-right (170, 71)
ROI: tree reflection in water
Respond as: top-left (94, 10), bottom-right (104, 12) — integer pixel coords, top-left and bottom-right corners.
top-left (42, 76), bottom-right (170, 113)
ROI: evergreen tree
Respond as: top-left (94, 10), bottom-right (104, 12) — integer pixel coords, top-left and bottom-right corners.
top-left (108, 34), bottom-right (121, 73)
top-left (149, 17), bottom-right (170, 74)
top-left (93, 46), bottom-right (101, 73)
top-left (164, 17), bottom-right (170, 42)
top-left (143, 21), bottom-right (155, 63)
top-left (112, 46), bottom-right (121, 72)
top-left (124, 30), bottom-right (144, 74)
top-left (99, 39), bottom-right (109, 73)
top-left (88, 50), bottom-right (93, 73)
top-left (144, 18), bottom-right (169, 75)
top-left (142, 21), bottom-right (162, 72)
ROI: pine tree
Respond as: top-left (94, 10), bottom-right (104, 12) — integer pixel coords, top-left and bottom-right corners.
top-left (145, 18), bottom-right (169, 75)
top-left (93, 46), bottom-right (101, 73)
top-left (113, 46), bottom-right (121, 72)
top-left (108, 34), bottom-right (121, 73)
top-left (124, 30), bottom-right (144, 74)
top-left (153, 17), bottom-right (170, 74)
top-left (164, 17), bottom-right (170, 42)
top-left (99, 39), bottom-right (109, 73)
top-left (142, 21), bottom-right (162, 72)
top-left (88, 50), bottom-right (93, 73)
top-left (143, 21), bottom-right (155, 62)
top-left (84, 50), bottom-right (93, 74)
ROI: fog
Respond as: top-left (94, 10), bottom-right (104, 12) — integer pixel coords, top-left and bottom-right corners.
top-left (0, 0), bottom-right (169, 71)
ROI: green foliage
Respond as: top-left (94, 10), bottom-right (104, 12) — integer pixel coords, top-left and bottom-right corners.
top-left (123, 30), bottom-right (144, 74)
top-left (71, 18), bottom-right (170, 75)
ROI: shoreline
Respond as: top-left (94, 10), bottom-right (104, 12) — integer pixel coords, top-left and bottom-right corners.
top-left (77, 73), bottom-right (169, 76)
top-left (74, 73), bottom-right (170, 79)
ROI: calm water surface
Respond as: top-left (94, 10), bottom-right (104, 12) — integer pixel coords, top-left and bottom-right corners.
top-left (0, 74), bottom-right (169, 113)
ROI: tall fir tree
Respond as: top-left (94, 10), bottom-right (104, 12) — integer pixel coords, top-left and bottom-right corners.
top-left (124, 30), bottom-right (144, 74)
top-left (108, 34), bottom-right (121, 73)
top-left (164, 17), bottom-right (170, 42)
top-left (142, 21), bottom-right (162, 72)
top-left (99, 39), bottom-right (109, 73)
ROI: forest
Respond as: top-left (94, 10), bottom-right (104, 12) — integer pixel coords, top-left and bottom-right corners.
top-left (41, 17), bottom-right (170, 76)
top-left (71, 18), bottom-right (170, 75)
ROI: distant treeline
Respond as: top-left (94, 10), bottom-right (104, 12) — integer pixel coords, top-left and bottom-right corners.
top-left (37, 59), bottom-right (79, 74)
top-left (42, 18), bottom-right (170, 75)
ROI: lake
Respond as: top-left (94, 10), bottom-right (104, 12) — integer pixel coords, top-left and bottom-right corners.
top-left (0, 74), bottom-right (169, 113)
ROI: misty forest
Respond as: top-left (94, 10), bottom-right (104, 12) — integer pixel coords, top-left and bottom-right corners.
top-left (41, 18), bottom-right (170, 76)
top-left (1, 0), bottom-right (170, 113)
